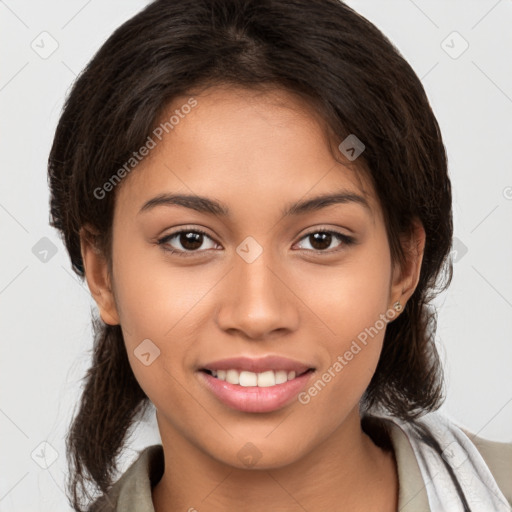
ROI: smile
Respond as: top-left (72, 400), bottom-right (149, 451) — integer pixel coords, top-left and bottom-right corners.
top-left (198, 366), bottom-right (315, 413)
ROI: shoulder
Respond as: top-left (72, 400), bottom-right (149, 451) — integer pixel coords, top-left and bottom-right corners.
top-left (459, 427), bottom-right (512, 505)
top-left (401, 411), bottom-right (512, 509)
top-left (364, 410), bottom-right (512, 510)
top-left (88, 444), bottom-right (164, 512)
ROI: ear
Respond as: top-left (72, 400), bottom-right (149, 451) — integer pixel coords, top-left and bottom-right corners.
top-left (80, 224), bottom-right (120, 325)
top-left (389, 218), bottom-right (426, 309)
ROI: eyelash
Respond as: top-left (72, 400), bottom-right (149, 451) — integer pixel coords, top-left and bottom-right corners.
top-left (157, 227), bottom-right (356, 257)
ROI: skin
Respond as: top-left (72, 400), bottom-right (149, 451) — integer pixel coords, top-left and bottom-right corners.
top-left (81, 85), bottom-right (425, 511)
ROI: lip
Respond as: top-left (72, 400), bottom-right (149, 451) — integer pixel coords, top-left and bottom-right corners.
top-left (198, 368), bottom-right (315, 413)
top-left (199, 355), bottom-right (314, 374)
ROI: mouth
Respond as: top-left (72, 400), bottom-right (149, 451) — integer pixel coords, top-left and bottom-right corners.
top-left (197, 362), bottom-right (316, 413)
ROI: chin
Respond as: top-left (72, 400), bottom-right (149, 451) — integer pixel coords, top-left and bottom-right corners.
top-left (206, 437), bottom-right (308, 471)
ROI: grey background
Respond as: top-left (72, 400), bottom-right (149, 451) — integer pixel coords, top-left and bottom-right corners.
top-left (1, 0), bottom-right (511, 510)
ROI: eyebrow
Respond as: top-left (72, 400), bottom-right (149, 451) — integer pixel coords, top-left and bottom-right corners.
top-left (138, 190), bottom-right (371, 217)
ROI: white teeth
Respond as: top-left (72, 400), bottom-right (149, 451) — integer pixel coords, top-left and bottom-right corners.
top-left (239, 371), bottom-right (257, 387)
top-left (208, 369), bottom-right (302, 387)
top-left (275, 370), bottom-right (288, 384)
top-left (257, 370), bottom-right (275, 387)
top-left (226, 369), bottom-right (240, 385)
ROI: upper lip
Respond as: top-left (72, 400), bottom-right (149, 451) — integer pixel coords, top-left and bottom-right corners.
top-left (200, 355), bottom-right (315, 375)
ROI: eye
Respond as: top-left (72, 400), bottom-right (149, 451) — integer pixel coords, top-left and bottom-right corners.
top-left (157, 228), bottom-right (219, 256)
top-left (157, 227), bottom-right (355, 257)
top-left (294, 229), bottom-right (355, 253)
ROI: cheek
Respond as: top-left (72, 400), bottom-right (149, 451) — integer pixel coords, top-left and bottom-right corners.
top-left (111, 235), bottom-right (213, 342)
top-left (317, 236), bottom-right (392, 346)
top-left (108, 237), bottom-right (203, 393)
top-left (109, 239), bottom-right (241, 419)
top-left (300, 236), bottom-right (392, 407)
top-left (298, 305), bottom-right (389, 432)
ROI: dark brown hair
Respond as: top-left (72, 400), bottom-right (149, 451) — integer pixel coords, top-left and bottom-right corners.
top-left (48, 0), bottom-right (453, 509)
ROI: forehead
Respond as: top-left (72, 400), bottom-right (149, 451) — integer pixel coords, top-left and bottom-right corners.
top-left (115, 85), bottom-right (379, 222)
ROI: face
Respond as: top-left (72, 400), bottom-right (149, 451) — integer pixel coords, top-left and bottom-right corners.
top-left (84, 85), bottom-right (420, 470)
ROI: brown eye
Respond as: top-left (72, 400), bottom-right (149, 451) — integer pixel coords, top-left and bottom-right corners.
top-left (295, 230), bottom-right (355, 253)
top-left (178, 231), bottom-right (204, 251)
top-left (158, 229), bottom-right (218, 255)
top-left (308, 232), bottom-right (333, 251)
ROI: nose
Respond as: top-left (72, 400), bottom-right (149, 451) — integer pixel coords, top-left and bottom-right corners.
top-left (215, 248), bottom-right (300, 340)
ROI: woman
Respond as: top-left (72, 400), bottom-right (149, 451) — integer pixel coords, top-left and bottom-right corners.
top-left (48, 0), bottom-right (512, 510)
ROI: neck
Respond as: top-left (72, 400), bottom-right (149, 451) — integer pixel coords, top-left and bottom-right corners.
top-left (152, 407), bottom-right (398, 512)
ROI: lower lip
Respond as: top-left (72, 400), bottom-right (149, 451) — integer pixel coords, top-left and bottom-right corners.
top-left (198, 370), bottom-right (314, 413)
